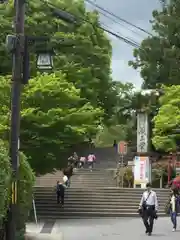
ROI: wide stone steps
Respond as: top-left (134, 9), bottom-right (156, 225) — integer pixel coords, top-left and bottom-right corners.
top-left (33, 187), bottom-right (169, 219)
top-left (34, 164), bottom-right (170, 219)
top-left (65, 169), bottom-right (115, 188)
top-left (35, 169), bottom-right (116, 187)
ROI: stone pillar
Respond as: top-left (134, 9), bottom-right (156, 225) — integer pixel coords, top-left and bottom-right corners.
top-left (134, 112), bottom-right (151, 188)
top-left (137, 112), bottom-right (149, 153)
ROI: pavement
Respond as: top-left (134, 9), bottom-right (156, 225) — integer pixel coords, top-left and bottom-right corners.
top-left (26, 217), bottom-right (180, 240)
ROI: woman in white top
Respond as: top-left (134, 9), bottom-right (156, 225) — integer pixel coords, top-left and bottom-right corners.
top-left (79, 156), bottom-right (86, 168)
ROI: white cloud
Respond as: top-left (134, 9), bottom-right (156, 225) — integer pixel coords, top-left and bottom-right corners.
top-left (111, 59), bottom-right (142, 88)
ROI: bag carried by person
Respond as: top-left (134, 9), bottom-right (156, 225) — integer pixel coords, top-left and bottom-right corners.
top-left (142, 192), bottom-right (151, 210)
top-left (138, 192), bottom-right (151, 216)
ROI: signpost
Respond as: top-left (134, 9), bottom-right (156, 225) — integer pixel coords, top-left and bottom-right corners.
top-left (118, 141), bottom-right (127, 155)
top-left (117, 141), bottom-right (127, 187)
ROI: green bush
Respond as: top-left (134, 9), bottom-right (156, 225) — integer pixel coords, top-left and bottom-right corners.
top-left (123, 168), bottom-right (133, 187)
top-left (0, 140), bottom-right (11, 224)
top-left (0, 139), bottom-right (35, 240)
top-left (17, 152), bottom-right (35, 234)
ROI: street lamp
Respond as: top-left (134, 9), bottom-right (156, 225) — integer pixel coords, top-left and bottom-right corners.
top-left (36, 51), bottom-right (54, 70)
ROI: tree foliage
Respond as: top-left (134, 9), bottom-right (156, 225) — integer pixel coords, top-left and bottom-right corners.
top-left (94, 82), bottom-right (139, 147)
top-left (0, 0), bottom-right (116, 120)
top-left (0, 73), bottom-right (103, 174)
top-left (95, 125), bottom-right (126, 147)
top-left (152, 85), bottom-right (180, 152)
top-left (129, 0), bottom-right (180, 88)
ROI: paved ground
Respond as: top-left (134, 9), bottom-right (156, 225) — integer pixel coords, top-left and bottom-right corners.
top-left (27, 217), bottom-right (180, 240)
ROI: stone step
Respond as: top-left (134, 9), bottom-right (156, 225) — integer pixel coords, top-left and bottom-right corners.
top-left (35, 194), bottom-right (168, 200)
top-left (34, 192), bottom-right (169, 197)
top-left (35, 203), bottom-right (166, 210)
top-left (34, 195), bottom-right (169, 200)
top-left (35, 213), bottom-right (167, 220)
top-left (35, 207), bottom-right (166, 214)
top-left (34, 186), bottom-right (169, 190)
top-left (34, 187), bottom-right (170, 193)
top-left (72, 177), bottom-right (114, 180)
top-left (34, 190), bottom-right (169, 196)
top-left (34, 198), bottom-right (168, 204)
top-left (36, 213), bottom-right (166, 220)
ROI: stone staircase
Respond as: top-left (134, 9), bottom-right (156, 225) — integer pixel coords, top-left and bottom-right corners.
top-left (33, 168), bottom-right (170, 220)
top-left (33, 187), bottom-right (169, 219)
top-left (33, 147), bottom-right (169, 220)
top-left (70, 169), bottom-right (116, 188)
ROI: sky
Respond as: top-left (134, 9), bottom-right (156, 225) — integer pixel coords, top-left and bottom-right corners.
top-left (86, 0), bottom-right (162, 89)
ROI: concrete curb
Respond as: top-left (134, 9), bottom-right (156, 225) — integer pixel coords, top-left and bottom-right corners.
top-left (25, 233), bottom-right (63, 240)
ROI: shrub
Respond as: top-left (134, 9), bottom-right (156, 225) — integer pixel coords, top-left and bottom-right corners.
top-left (0, 140), bottom-right (11, 224)
top-left (123, 167), bottom-right (133, 187)
top-left (0, 139), bottom-right (35, 240)
top-left (17, 152), bottom-right (35, 234)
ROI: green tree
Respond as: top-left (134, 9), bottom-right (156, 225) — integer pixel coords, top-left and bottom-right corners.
top-left (110, 82), bottom-right (135, 124)
top-left (0, 73), bottom-right (103, 174)
top-left (95, 125), bottom-right (126, 147)
top-left (0, 0), bottom-right (116, 120)
top-left (152, 85), bottom-right (180, 152)
top-left (129, 0), bottom-right (180, 88)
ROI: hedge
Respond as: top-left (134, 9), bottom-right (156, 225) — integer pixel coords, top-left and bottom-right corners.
top-left (0, 140), bottom-right (11, 224)
top-left (0, 140), bottom-right (35, 240)
top-left (16, 152), bottom-right (35, 238)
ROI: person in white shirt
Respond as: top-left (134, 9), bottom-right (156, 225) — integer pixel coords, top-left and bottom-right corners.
top-left (56, 174), bottom-right (68, 207)
top-left (63, 174), bottom-right (68, 187)
top-left (139, 183), bottom-right (158, 236)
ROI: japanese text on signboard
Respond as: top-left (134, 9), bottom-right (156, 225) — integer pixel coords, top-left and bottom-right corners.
top-left (137, 113), bottom-right (148, 153)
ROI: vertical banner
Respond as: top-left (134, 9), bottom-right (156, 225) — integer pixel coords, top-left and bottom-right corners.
top-left (137, 112), bottom-right (149, 153)
top-left (134, 156), bottom-right (150, 187)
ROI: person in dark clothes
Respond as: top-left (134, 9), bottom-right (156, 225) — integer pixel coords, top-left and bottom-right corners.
top-left (138, 183), bottom-right (158, 236)
top-left (56, 181), bottom-right (66, 206)
top-left (113, 140), bottom-right (117, 148)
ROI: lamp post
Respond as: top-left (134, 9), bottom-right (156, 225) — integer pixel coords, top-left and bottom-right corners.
top-left (6, 0), bottom-right (25, 239)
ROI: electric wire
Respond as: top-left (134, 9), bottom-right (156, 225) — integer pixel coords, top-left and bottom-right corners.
top-left (85, 0), bottom-right (153, 36)
top-left (41, 0), bottom-right (141, 49)
top-left (86, 2), bottom-right (146, 39)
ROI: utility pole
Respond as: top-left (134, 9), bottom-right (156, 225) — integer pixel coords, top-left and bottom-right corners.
top-left (6, 0), bottom-right (25, 239)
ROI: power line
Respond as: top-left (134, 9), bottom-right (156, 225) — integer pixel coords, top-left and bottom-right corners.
top-left (41, 0), bottom-right (140, 48)
top-left (94, 7), bottom-right (146, 39)
top-left (85, 0), bottom-right (153, 36)
top-left (101, 23), bottom-right (140, 48)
